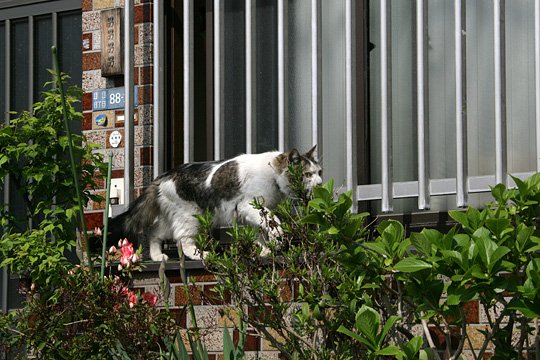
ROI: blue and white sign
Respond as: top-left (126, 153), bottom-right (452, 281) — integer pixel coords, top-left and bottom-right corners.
top-left (92, 87), bottom-right (139, 111)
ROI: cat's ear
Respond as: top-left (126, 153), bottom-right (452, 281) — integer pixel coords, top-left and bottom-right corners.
top-left (288, 148), bottom-right (301, 165)
top-left (305, 145), bottom-right (318, 161)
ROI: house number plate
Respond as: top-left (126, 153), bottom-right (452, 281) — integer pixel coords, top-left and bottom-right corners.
top-left (92, 87), bottom-right (139, 111)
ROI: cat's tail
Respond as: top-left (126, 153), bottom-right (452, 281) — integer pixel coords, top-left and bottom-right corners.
top-left (108, 182), bottom-right (161, 245)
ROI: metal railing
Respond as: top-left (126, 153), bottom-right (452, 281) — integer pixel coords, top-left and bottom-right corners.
top-left (146, 0), bottom-right (539, 216)
top-left (358, 0), bottom-right (539, 213)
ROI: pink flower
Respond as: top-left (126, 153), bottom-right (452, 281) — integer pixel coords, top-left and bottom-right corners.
top-left (131, 253), bottom-right (140, 264)
top-left (128, 291), bottom-right (138, 308)
top-left (142, 292), bottom-right (158, 306)
top-left (94, 227), bottom-right (103, 236)
top-left (120, 287), bottom-right (129, 296)
top-left (109, 245), bottom-right (117, 254)
top-left (118, 240), bottom-right (134, 266)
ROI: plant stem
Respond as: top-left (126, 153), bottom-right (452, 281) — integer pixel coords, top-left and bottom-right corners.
top-left (100, 152), bottom-right (113, 279)
top-left (421, 318), bottom-right (442, 360)
top-left (51, 46), bottom-right (93, 271)
top-left (535, 318), bottom-right (539, 360)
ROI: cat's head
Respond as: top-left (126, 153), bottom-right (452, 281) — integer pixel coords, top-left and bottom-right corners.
top-left (272, 145), bottom-right (323, 193)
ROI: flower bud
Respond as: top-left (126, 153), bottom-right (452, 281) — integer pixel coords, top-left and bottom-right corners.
top-left (118, 264), bottom-right (123, 271)
top-left (94, 227), bottom-right (103, 236)
top-left (109, 246), bottom-right (117, 254)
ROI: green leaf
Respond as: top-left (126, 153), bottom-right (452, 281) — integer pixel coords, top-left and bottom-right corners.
top-left (355, 305), bottom-right (380, 348)
top-left (394, 257), bottom-right (432, 273)
top-left (449, 210), bottom-right (468, 228)
top-left (363, 242), bottom-right (390, 258)
top-left (378, 315), bottom-right (401, 347)
top-left (516, 225), bottom-right (534, 253)
top-left (485, 218), bottom-right (511, 238)
top-left (223, 326), bottom-right (235, 360)
top-left (511, 175), bottom-right (529, 199)
top-left (308, 198), bottom-right (328, 212)
top-left (488, 246), bottom-right (510, 273)
top-left (401, 336), bottom-right (423, 359)
top-left (441, 250), bottom-right (466, 270)
top-left (337, 325), bottom-right (375, 351)
top-left (374, 345), bottom-right (402, 356)
top-left (301, 213), bottom-right (324, 225)
top-left (419, 349), bottom-right (436, 360)
top-left (491, 183), bottom-right (507, 203)
top-left (410, 232), bottom-right (433, 257)
top-left (327, 226), bottom-right (340, 235)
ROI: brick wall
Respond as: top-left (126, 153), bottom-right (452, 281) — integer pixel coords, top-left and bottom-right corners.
top-left (82, 0), bottom-right (154, 230)
top-left (133, 268), bottom-right (282, 359)
top-left (132, 264), bottom-right (536, 359)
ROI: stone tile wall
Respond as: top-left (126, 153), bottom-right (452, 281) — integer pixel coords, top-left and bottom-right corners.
top-left (132, 268), bottom-right (283, 359)
top-left (82, 0), bottom-right (154, 228)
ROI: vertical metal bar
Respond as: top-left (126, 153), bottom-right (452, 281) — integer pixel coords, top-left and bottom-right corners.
top-left (153, 0), bottom-right (165, 177)
top-left (124, 0), bottom-right (135, 205)
top-left (494, 0), bottom-right (507, 185)
top-left (380, 0), bottom-right (393, 212)
top-left (311, 0), bottom-right (322, 154)
top-left (345, 0), bottom-right (357, 212)
top-left (28, 16), bottom-right (34, 110)
top-left (277, 0), bottom-right (287, 152)
top-left (213, 0), bottom-right (224, 160)
top-left (455, 0), bottom-right (468, 207)
top-left (416, 0), bottom-right (429, 210)
top-left (246, 0), bottom-right (256, 154)
top-left (52, 12), bottom-right (57, 49)
top-left (183, 0), bottom-right (194, 163)
top-left (28, 16), bottom-right (34, 230)
top-left (535, 0), bottom-right (540, 171)
top-left (1, 266), bottom-right (6, 314)
top-left (2, 19), bottom-right (10, 315)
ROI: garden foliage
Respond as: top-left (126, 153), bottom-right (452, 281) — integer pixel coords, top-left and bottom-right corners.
top-left (1, 74), bottom-right (540, 359)
top-left (199, 166), bottom-right (540, 360)
top-left (0, 73), bottom-right (106, 284)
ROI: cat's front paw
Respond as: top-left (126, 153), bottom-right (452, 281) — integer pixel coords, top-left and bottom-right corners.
top-left (259, 246), bottom-right (272, 258)
top-left (182, 245), bottom-right (203, 261)
top-left (151, 253), bottom-right (169, 262)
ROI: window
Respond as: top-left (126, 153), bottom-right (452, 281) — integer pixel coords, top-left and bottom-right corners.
top-left (166, 0), bottom-right (538, 216)
top-left (0, 0), bottom-right (81, 315)
top-left (165, 0), bottom-right (367, 204)
top-left (367, 0), bottom-right (538, 214)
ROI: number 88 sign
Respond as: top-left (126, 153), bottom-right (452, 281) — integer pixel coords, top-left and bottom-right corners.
top-left (92, 87), bottom-right (139, 111)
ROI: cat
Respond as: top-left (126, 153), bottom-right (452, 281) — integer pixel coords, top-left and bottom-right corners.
top-left (109, 146), bottom-right (322, 261)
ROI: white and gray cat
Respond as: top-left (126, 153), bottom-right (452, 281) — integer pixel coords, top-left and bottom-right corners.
top-left (109, 146), bottom-right (322, 261)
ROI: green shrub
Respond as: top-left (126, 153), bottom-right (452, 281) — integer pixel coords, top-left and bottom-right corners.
top-left (199, 166), bottom-right (540, 360)
top-left (1, 240), bottom-right (176, 360)
top-left (0, 73), bottom-right (106, 284)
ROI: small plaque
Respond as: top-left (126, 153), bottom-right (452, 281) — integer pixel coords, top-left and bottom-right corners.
top-left (101, 8), bottom-right (123, 77)
top-left (92, 87), bottom-right (138, 111)
top-left (109, 130), bottom-right (122, 148)
top-left (95, 113), bottom-right (108, 126)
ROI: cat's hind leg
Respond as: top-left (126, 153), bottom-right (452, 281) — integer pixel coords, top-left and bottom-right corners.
top-left (148, 221), bottom-right (170, 262)
top-left (168, 201), bottom-right (205, 260)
